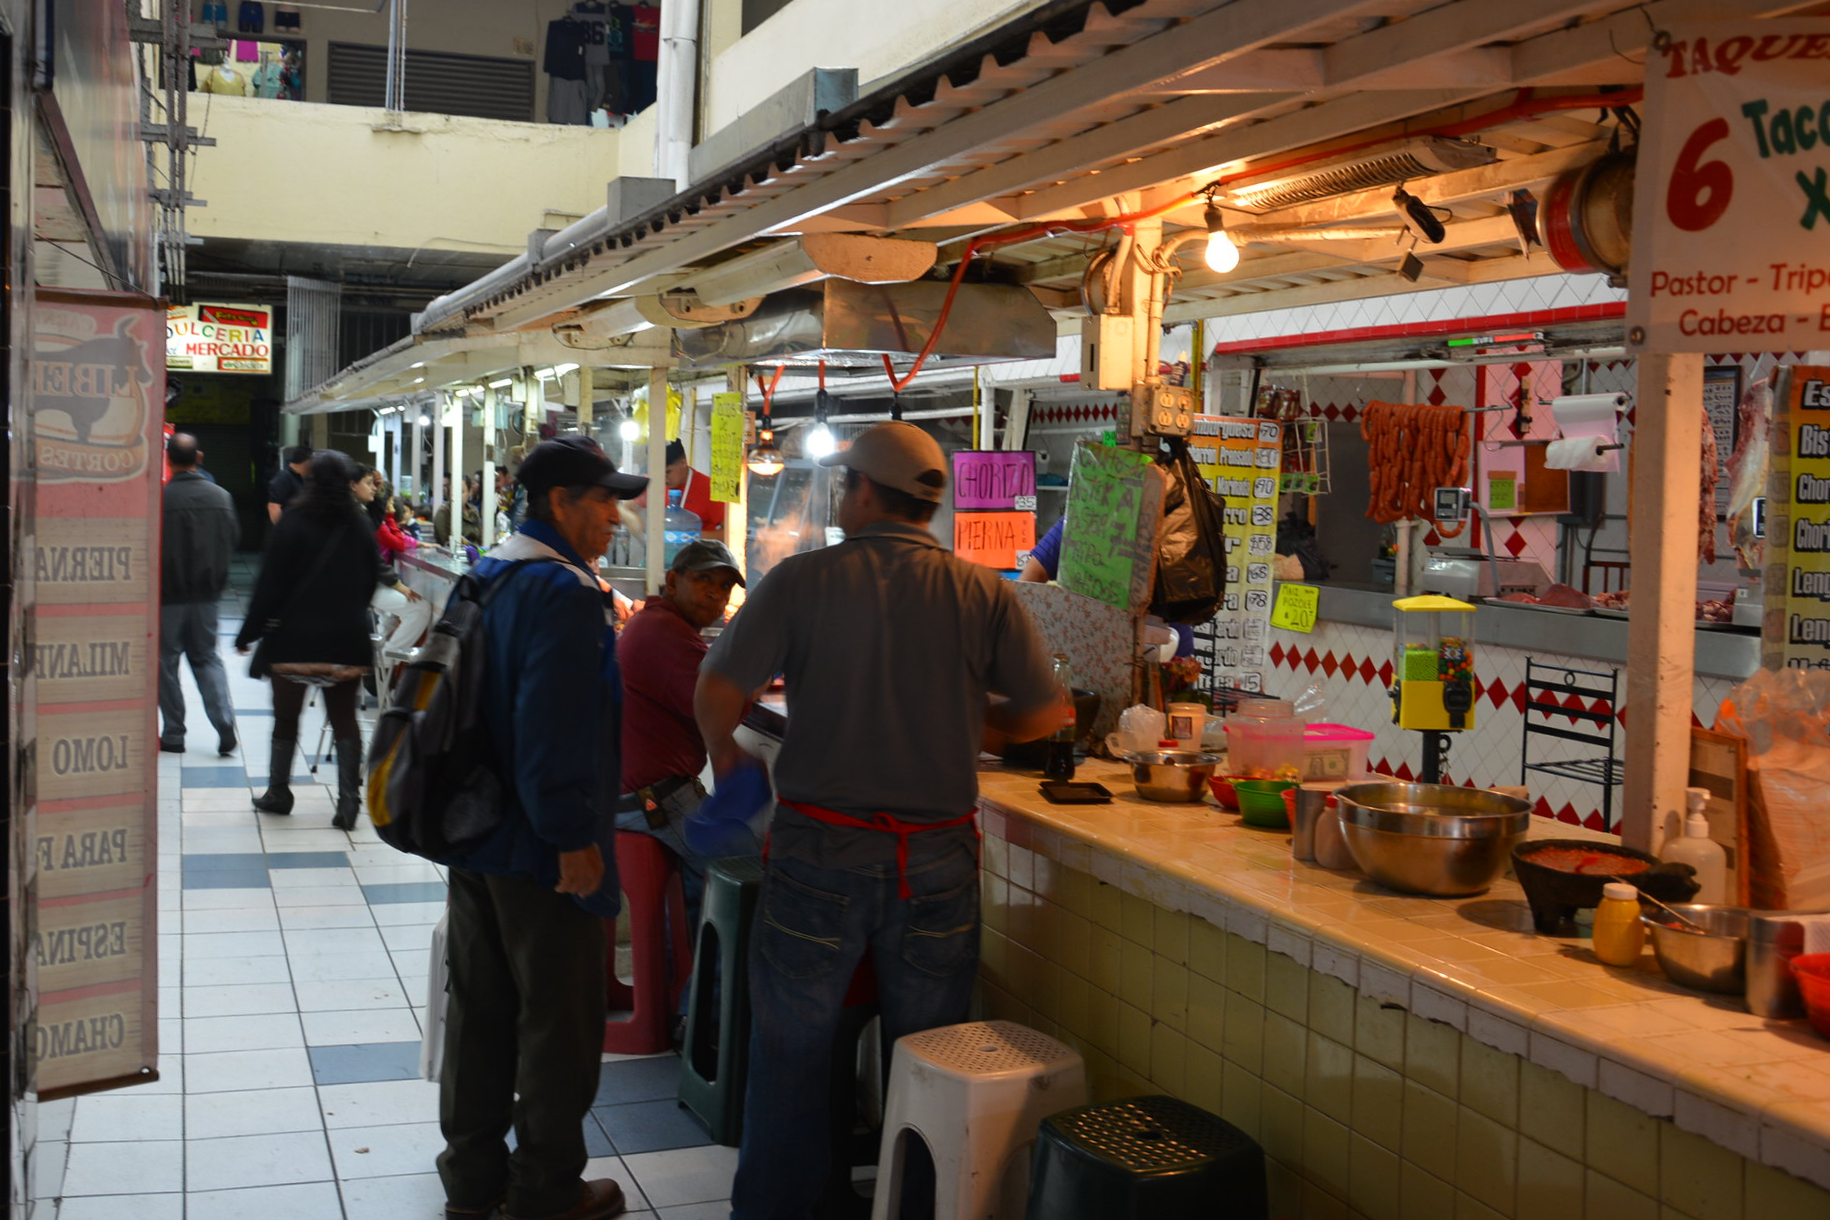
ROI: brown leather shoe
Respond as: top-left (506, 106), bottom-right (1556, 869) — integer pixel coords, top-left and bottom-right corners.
top-left (502, 1180), bottom-right (626, 1220)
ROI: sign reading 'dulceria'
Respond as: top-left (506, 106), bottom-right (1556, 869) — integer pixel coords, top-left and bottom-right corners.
top-left (1628, 20), bottom-right (1830, 352)
top-left (166, 301), bottom-right (273, 374)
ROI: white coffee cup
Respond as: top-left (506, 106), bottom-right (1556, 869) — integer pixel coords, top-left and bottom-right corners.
top-left (1167, 702), bottom-right (1206, 751)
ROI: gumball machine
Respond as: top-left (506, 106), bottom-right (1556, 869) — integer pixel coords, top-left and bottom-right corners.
top-left (1390, 595), bottom-right (1477, 783)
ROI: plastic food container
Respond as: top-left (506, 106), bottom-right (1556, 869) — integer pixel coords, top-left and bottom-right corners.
top-left (1792, 954), bottom-right (1830, 1039)
top-left (1302, 723), bottom-right (1375, 782)
top-left (1235, 779), bottom-right (1297, 829)
top-left (1226, 714), bottom-right (1307, 780)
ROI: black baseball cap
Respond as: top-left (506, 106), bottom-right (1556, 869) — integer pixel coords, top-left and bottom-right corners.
top-left (517, 436), bottom-right (648, 499)
top-left (671, 539), bottom-right (745, 586)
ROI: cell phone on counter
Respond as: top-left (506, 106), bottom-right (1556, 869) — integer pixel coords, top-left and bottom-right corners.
top-left (1039, 781), bottom-right (1113, 805)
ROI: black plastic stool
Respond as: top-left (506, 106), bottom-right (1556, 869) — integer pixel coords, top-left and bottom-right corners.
top-left (1026, 1095), bottom-right (1268, 1220)
top-left (676, 855), bottom-right (765, 1145)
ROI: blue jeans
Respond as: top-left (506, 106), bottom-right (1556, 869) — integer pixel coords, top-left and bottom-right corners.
top-left (729, 842), bottom-right (980, 1220)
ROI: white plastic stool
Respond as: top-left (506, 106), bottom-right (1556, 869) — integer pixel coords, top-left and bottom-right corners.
top-left (871, 1020), bottom-right (1087, 1220)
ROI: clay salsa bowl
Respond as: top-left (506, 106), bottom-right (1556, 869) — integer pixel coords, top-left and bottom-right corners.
top-left (1511, 839), bottom-right (1700, 935)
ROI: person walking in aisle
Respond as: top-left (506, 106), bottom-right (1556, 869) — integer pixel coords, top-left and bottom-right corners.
top-left (266, 444), bottom-right (311, 523)
top-left (694, 422), bottom-right (1063, 1219)
top-left (158, 432), bottom-right (240, 756)
top-left (236, 450), bottom-right (417, 830)
top-left (436, 436), bottom-right (646, 1220)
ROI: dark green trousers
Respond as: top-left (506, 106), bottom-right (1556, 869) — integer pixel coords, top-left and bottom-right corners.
top-left (438, 867), bottom-right (607, 1216)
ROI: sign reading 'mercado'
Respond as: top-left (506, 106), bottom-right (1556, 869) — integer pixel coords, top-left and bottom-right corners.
top-left (165, 301), bottom-right (273, 374)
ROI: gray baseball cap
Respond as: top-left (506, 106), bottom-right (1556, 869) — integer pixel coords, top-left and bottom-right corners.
top-left (670, 538), bottom-right (746, 587)
top-left (816, 421), bottom-right (947, 503)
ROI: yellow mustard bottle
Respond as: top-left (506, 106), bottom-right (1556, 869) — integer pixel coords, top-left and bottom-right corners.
top-left (1592, 881), bottom-right (1646, 966)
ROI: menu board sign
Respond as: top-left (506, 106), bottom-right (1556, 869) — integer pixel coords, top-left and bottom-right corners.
top-left (31, 290), bottom-right (164, 1098)
top-left (954, 511), bottom-right (1036, 570)
top-left (1058, 441), bottom-right (1164, 613)
top-left (952, 451), bottom-right (1037, 511)
top-left (1627, 20), bottom-right (1830, 353)
top-left (1191, 416), bottom-right (1283, 693)
top-left (709, 392), bottom-right (746, 504)
top-left (1768, 365), bottom-right (1830, 670)
top-left (165, 302), bottom-right (273, 374)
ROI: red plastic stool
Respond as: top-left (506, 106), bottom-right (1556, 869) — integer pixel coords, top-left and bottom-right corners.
top-left (604, 830), bottom-right (693, 1054)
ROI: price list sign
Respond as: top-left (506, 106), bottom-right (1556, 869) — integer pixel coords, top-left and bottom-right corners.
top-left (1767, 366), bottom-right (1830, 669)
top-left (951, 450), bottom-right (1038, 570)
top-left (1191, 416), bottom-right (1282, 693)
top-left (1628, 20), bottom-right (1830, 352)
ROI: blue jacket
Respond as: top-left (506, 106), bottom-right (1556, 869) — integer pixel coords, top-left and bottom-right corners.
top-left (447, 520), bottom-right (622, 917)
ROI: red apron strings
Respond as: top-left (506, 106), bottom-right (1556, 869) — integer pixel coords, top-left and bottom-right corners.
top-left (772, 799), bottom-right (979, 899)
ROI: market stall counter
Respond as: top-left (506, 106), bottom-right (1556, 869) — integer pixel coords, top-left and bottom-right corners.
top-left (974, 757), bottom-right (1830, 1219)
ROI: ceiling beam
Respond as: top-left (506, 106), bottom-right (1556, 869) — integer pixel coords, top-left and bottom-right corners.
top-left (1164, 253), bottom-right (1554, 324)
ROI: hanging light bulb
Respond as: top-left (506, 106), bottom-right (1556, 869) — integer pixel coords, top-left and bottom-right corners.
top-left (1203, 203), bottom-right (1240, 274)
top-left (618, 417), bottom-right (641, 443)
top-left (805, 423), bottom-right (835, 458)
top-left (747, 427), bottom-right (785, 476)
top-left (417, 414), bottom-right (431, 427)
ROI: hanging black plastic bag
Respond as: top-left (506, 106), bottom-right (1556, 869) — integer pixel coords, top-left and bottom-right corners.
top-left (1150, 438), bottom-right (1227, 624)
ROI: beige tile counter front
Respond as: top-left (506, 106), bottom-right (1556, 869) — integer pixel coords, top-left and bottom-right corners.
top-left (973, 760), bottom-right (1830, 1220)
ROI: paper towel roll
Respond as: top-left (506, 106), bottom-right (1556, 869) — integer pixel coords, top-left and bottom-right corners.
top-left (1548, 392), bottom-right (1625, 473)
top-left (1545, 437), bottom-right (1615, 472)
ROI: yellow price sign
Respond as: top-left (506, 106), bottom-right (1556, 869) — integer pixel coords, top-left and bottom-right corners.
top-left (1270, 584), bottom-right (1319, 633)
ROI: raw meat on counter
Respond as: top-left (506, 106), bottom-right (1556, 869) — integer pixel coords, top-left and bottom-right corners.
top-left (1493, 583), bottom-right (1593, 608)
top-left (1588, 587), bottom-right (1735, 622)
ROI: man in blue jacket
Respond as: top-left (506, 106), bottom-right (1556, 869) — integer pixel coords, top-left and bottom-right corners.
top-left (437, 437), bottom-right (646, 1220)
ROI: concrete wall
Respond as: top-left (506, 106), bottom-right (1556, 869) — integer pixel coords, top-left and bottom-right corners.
top-left (187, 96), bottom-right (624, 256)
top-left (702, 0), bottom-right (1049, 133)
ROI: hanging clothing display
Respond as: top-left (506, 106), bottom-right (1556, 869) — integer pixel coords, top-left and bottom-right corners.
top-left (625, 3), bottom-right (659, 114)
top-left (272, 4), bottom-right (300, 30)
top-left (237, 0), bottom-right (263, 34)
top-left (201, 62), bottom-right (250, 95)
top-left (543, 16), bottom-right (591, 124)
top-left (199, 1), bottom-right (228, 29)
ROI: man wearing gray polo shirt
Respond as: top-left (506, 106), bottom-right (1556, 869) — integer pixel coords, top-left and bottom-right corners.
top-left (696, 420), bottom-right (1061, 1220)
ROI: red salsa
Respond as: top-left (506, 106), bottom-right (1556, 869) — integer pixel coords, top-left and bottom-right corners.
top-left (1525, 846), bottom-right (1650, 876)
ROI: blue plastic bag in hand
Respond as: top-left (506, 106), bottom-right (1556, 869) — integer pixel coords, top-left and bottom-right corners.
top-left (687, 758), bottom-right (771, 858)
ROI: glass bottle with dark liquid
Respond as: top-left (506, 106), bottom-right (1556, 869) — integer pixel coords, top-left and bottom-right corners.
top-left (1043, 654), bottom-right (1077, 781)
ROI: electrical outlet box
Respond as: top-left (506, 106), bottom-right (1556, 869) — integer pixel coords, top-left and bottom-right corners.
top-left (1133, 382), bottom-right (1198, 437)
top-left (1079, 315), bottom-right (1134, 391)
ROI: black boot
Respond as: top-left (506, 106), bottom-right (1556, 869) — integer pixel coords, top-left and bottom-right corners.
top-left (252, 735), bottom-right (296, 815)
top-left (332, 737), bottom-right (363, 831)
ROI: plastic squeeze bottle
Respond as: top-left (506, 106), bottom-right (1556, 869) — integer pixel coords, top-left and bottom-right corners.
top-left (1661, 787), bottom-right (1728, 905)
top-left (1591, 882), bottom-right (1646, 966)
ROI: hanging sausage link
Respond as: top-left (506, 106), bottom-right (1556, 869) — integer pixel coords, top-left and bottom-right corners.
top-left (1360, 401), bottom-right (1471, 536)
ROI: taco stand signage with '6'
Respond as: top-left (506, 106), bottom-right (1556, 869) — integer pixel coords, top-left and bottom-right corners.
top-left (1627, 20), bottom-right (1830, 352)
top-left (166, 301), bottom-right (273, 374)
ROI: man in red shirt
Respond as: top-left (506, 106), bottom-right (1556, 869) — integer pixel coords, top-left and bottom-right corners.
top-left (664, 439), bottom-right (726, 542)
top-left (615, 538), bottom-right (748, 927)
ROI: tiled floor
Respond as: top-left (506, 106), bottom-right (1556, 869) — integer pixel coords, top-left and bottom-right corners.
top-left (33, 558), bottom-right (736, 1219)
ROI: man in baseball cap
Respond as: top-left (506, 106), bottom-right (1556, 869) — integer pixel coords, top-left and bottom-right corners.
top-left (815, 418), bottom-right (947, 507)
top-left (516, 435), bottom-right (649, 501)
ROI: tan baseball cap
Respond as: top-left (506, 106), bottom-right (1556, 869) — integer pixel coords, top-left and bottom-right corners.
top-left (817, 421), bottom-right (948, 503)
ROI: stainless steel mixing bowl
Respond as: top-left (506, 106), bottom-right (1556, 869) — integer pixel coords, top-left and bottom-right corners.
top-left (1334, 782), bottom-right (1533, 896)
top-left (1642, 904), bottom-right (1748, 994)
top-left (1127, 751), bottom-right (1222, 802)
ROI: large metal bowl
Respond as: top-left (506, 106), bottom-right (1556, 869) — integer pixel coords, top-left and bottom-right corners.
top-left (1642, 904), bottom-right (1748, 994)
top-left (1127, 751), bottom-right (1222, 802)
top-left (1335, 782), bottom-right (1533, 896)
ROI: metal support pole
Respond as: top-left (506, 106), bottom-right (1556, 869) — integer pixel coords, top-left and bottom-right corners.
top-left (1621, 352), bottom-right (1704, 850)
top-left (480, 386), bottom-right (498, 550)
top-left (645, 369), bottom-right (669, 594)
top-left (431, 394), bottom-right (446, 526)
top-left (450, 393), bottom-right (466, 548)
top-left (411, 410), bottom-right (425, 501)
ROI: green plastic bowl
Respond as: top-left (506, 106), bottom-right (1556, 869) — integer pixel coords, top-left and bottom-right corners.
top-left (1235, 779), bottom-right (1297, 829)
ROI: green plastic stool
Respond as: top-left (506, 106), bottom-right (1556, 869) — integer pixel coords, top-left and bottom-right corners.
top-left (677, 855), bottom-right (765, 1146)
top-left (1026, 1095), bottom-right (1268, 1220)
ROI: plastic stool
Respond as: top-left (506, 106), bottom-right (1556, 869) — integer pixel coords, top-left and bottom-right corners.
top-left (677, 855), bottom-right (765, 1144)
top-left (872, 1020), bottom-right (1086, 1220)
top-left (604, 830), bottom-right (693, 1054)
top-left (1025, 1095), bottom-right (1267, 1220)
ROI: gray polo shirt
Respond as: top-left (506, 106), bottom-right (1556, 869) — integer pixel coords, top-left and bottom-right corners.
top-left (704, 519), bottom-right (1057, 868)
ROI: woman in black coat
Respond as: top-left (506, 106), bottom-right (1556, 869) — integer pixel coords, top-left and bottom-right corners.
top-left (237, 450), bottom-right (417, 828)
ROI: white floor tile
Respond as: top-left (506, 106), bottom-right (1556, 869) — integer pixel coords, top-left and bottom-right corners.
top-left (30, 1139), bottom-right (66, 1200)
top-left (133, 1055), bottom-right (185, 1095)
top-left (182, 807), bottom-right (263, 827)
top-left (294, 978), bottom-right (410, 1012)
top-left (302, 1007), bottom-right (422, 1047)
top-left (279, 904), bottom-right (378, 930)
top-left (269, 867), bottom-right (361, 889)
top-left (56, 1192), bottom-right (183, 1220)
top-left (318, 1079), bottom-right (440, 1129)
top-left (284, 927), bottom-right (388, 958)
top-left (184, 1086), bottom-right (326, 1140)
top-left (379, 923), bottom-right (439, 953)
top-left (327, 1121), bottom-right (443, 1180)
top-left (585, 1156), bottom-right (649, 1211)
top-left (370, 901), bottom-right (448, 927)
top-left (183, 983), bottom-right (299, 1018)
top-left (185, 1180), bottom-right (344, 1220)
top-left (290, 951), bottom-right (400, 983)
top-left (621, 1146), bottom-right (739, 1209)
top-left (38, 1097), bottom-right (76, 1142)
top-left (183, 930), bottom-right (287, 960)
top-left (184, 1130), bottom-right (336, 1192)
top-left (275, 884), bottom-right (380, 908)
top-left (161, 1016), bottom-right (184, 1055)
top-left (352, 864), bottom-right (444, 886)
top-left (183, 907), bottom-right (282, 934)
top-left (68, 1091), bottom-right (182, 1143)
top-left (62, 1139), bottom-right (185, 1195)
top-left (184, 1047), bottom-right (315, 1094)
top-left (658, 1203), bottom-right (734, 1220)
top-left (181, 886), bottom-right (274, 910)
top-left (340, 1170), bottom-right (448, 1220)
top-left (183, 954), bottom-right (294, 987)
top-left (183, 1013), bottom-right (305, 1053)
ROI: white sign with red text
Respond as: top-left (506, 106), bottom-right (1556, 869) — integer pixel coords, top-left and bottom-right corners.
top-left (166, 302), bottom-right (273, 374)
top-left (1628, 20), bottom-right (1830, 352)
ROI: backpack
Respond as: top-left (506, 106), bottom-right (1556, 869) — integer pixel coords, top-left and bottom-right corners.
top-left (365, 560), bottom-right (544, 859)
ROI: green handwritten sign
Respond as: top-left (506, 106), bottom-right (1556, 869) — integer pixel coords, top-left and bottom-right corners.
top-left (1270, 584), bottom-right (1319, 633)
top-left (1057, 441), bottom-right (1163, 613)
top-left (709, 393), bottom-right (745, 504)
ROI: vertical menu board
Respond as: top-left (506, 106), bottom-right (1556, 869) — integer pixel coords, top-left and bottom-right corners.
top-left (1767, 365), bottom-right (1830, 671)
top-left (1190, 416), bottom-right (1283, 693)
top-left (31, 290), bottom-right (165, 1098)
top-left (950, 450), bottom-right (1037, 571)
top-left (708, 392), bottom-right (746, 504)
top-left (1057, 441), bottom-right (1165, 613)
